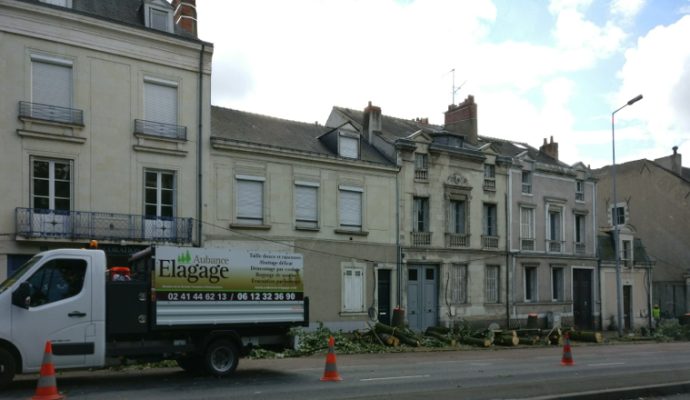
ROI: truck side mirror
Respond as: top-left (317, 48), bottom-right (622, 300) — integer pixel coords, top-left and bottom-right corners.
top-left (12, 282), bottom-right (31, 309)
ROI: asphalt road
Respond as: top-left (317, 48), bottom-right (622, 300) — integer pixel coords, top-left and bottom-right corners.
top-left (4, 341), bottom-right (690, 399)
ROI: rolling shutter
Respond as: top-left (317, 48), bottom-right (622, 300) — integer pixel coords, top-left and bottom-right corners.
top-left (236, 179), bottom-right (263, 224)
top-left (144, 81), bottom-right (177, 124)
top-left (32, 60), bottom-right (71, 108)
top-left (339, 189), bottom-right (361, 228)
top-left (295, 185), bottom-right (317, 225)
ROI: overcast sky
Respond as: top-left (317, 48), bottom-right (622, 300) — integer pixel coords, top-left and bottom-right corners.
top-left (197, 0), bottom-right (690, 168)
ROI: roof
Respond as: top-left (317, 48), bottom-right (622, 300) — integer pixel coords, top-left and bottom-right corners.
top-left (595, 159), bottom-right (690, 186)
top-left (597, 233), bottom-right (653, 264)
top-left (210, 106), bottom-right (393, 165)
top-left (332, 106), bottom-right (435, 141)
top-left (21, 0), bottom-right (200, 41)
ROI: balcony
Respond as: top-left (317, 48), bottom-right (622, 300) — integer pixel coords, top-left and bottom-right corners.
top-left (547, 240), bottom-right (564, 253)
top-left (19, 101), bottom-right (83, 126)
top-left (16, 208), bottom-right (193, 243)
top-left (576, 192), bottom-right (585, 201)
top-left (575, 242), bottom-right (586, 255)
top-left (446, 233), bottom-right (469, 247)
top-left (414, 168), bottom-right (429, 181)
top-left (411, 231), bottom-right (431, 247)
top-left (482, 235), bottom-right (499, 249)
top-left (483, 178), bottom-right (496, 191)
top-left (521, 238), bottom-right (535, 251)
top-left (134, 119), bottom-right (187, 140)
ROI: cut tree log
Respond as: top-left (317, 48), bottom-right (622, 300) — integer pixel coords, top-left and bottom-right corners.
top-left (460, 336), bottom-right (492, 347)
top-left (494, 334), bottom-right (520, 346)
top-left (425, 330), bottom-right (456, 346)
top-left (374, 323), bottom-right (420, 347)
top-left (568, 330), bottom-right (603, 343)
top-left (378, 333), bottom-right (400, 347)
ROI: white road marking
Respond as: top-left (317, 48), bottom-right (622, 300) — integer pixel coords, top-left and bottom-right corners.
top-left (361, 374), bottom-right (431, 382)
top-left (587, 362), bottom-right (626, 367)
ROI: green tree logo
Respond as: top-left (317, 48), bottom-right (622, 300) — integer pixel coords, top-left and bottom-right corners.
top-left (177, 250), bottom-right (192, 263)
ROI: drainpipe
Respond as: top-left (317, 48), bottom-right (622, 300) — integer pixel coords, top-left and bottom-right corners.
top-left (196, 43), bottom-right (205, 247)
top-left (505, 172), bottom-right (511, 328)
top-left (396, 163), bottom-right (402, 307)
top-left (647, 263), bottom-right (653, 332)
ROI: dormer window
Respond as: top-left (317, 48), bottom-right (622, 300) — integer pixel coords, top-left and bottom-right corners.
top-left (338, 132), bottom-right (359, 159)
top-left (40, 0), bottom-right (71, 7)
top-left (145, 1), bottom-right (174, 33)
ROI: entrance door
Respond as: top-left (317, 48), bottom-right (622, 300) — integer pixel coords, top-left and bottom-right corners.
top-left (406, 265), bottom-right (438, 331)
top-left (572, 268), bottom-right (593, 330)
top-left (624, 285), bottom-right (632, 330)
top-left (377, 269), bottom-right (391, 325)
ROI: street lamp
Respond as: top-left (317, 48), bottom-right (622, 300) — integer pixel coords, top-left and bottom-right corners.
top-left (611, 94), bottom-right (643, 337)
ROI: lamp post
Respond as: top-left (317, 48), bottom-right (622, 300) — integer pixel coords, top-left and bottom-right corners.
top-left (611, 94), bottom-right (643, 337)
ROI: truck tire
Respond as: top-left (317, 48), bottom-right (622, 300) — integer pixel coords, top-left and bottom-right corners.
top-left (177, 355), bottom-right (203, 374)
top-left (0, 348), bottom-right (17, 389)
top-left (204, 339), bottom-right (238, 377)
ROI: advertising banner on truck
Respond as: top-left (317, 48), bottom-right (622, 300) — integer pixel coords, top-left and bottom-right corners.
top-left (153, 246), bottom-right (303, 302)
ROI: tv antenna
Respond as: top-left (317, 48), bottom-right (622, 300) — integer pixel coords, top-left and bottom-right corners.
top-left (450, 68), bottom-right (466, 105)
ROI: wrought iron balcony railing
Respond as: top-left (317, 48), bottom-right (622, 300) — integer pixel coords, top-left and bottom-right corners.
top-left (411, 231), bottom-right (431, 247)
top-left (19, 101), bottom-right (84, 126)
top-left (521, 238), bottom-right (535, 251)
top-left (16, 208), bottom-right (193, 243)
top-left (134, 119), bottom-right (187, 140)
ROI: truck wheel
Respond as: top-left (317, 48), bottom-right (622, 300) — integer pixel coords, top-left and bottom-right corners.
top-left (204, 339), bottom-right (238, 377)
top-left (177, 355), bottom-right (203, 374)
top-left (0, 348), bottom-right (17, 389)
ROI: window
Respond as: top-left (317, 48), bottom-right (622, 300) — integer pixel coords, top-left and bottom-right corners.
top-left (32, 56), bottom-right (72, 109)
top-left (295, 183), bottom-right (318, 229)
top-left (338, 134), bottom-right (359, 159)
top-left (144, 4), bottom-right (173, 32)
top-left (236, 176), bottom-right (264, 225)
top-left (339, 186), bottom-right (362, 230)
top-left (576, 180), bottom-right (584, 201)
top-left (144, 78), bottom-right (178, 127)
top-left (485, 265), bottom-right (500, 303)
top-left (612, 205), bottom-right (626, 225)
top-left (622, 239), bottom-right (633, 267)
top-left (522, 171), bottom-right (532, 194)
top-left (413, 197), bottom-right (429, 232)
top-left (483, 203), bottom-right (497, 236)
top-left (145, 170), bottom-right (175, 219)
top-left (342, 266), bottom-right (364, 312)
top-left (524, 266), bottom-right (537, 302)
top-left (483, 164), bottom-right (496, 190)
top-left (520, 207), bottom-right (535, 251)
top-left (26, 259), bottom-right (86, 307)
top-left (548, 206), bottom-right (563, 252)
top-left (39, 0), bottom-right (71, 8)
top-left (449, 199), bottom-right (466, 234)
top-left (415, 153), bottom-right (429, 180)
top-left (552, 267), bottom-right (564, 301)
top-left (450, 264), bottom-right (468, 304)
top-left (32, 158), bottom-right (71, 211)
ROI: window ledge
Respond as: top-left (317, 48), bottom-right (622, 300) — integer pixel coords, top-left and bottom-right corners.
top-left (521, 192), bottom-right (534, 197)
top-left (19, 116), bottom-right (84, 129)
top-left (339, 311), bottom-right (368, 317)
top-left (229, 223), bottom-right (271, 230)
top-left (17, 128), bottom-right (86, 144)
top-left (334, 229), bottom-right (369, 236)
top-left (295, 226), bottom-right (320, 232)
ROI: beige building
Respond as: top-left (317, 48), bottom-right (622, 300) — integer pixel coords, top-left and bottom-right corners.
top-left (0, 0), bottom-right (212, 277)
top-left (208, 106), bottom-right (399, 329)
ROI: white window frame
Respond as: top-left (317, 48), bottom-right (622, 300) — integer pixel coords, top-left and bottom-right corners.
top-left (575, 180), bottom-right (585, 201)
top-left (485, 265), bottom-right (500, 304)
top-left (31, 157), bottom-right (72, 212)
top-left (448, 199), bottom-right (467, 234)
top-left (611, 203), bottom-right (626, 226)
top-left (294, 181), bottom-right (319, 229)
top-left (575, 214), bottom-right (585, 244)
top-left (622, 239), bottom-right (633, 267)
top-left (450, 264), bottom-right (468, 304)
top-left (520, 206), bottom-right (535, 239)
top-left (144, 169), bottom-right (176, 219)
top-left (338, 185), bottom-right (363, 230)
top-left (31, 54), bottom-right (73, 109)
top-left (551, 266), bottom-right (565, 302)
top-left (524, 266), bottom-right (538, 302)
top-left (144, 3), bottom-right (174, 32)
top-left (413, 196), bottom-right (430, 233)
top-left (338, 132), bottom-right (359, 159)
top-left (483, 203), bottom-right (497, 236)
top-left (341, 264), bottom-right (365, 313)
top-left (235, 175), bottom-right (265, 225)
top-left (521, 171), bottom-right (532, 194)
top-left (143, 77), bottom-right (179, 125)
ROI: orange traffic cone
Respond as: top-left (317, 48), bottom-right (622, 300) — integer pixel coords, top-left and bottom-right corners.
top-left (32, 341), bottom-right (64, 400)
top-left (561, 332), bottom-right (574, 366)
top-left (320, 336), bottom-right (343, 381)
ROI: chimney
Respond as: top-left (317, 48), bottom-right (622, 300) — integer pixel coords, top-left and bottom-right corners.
top-left (539, 136), bottom-right (559, 160)
top-left (654, 146), bottom-right (682, 175)
top-left (362, 101), bottom-right (382, 144)
top-left (172, 0), bottom-right (197, 36)
top-left (444, 95), bottom-right (478, 145)
top-left (415, 117), bottom-right (429, 125)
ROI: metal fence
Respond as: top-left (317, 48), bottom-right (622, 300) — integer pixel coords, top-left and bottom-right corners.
top-left (19, 101), bottom-right (83, 126)
top-left (15, 208), bottom-right (193, 243)
top-left (134, 119), bottom-right (187, 140)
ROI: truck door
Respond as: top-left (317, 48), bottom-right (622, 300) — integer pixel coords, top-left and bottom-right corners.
top-left (11, 256), bottom-right (93, 371)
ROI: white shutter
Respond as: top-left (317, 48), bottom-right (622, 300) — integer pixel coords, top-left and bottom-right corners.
top-left (339, 136), bottom-right (358, 159)
top-left (339, 190), bottom-right (361, 228)
top-left (32, 61), bottom-right (71, 108)
top-left (145, 81), bottom-right (177, 124)
top-left (343, 268), bottom-right (363, 311)
top-left (521, 208), bottom-right (534, 238)
top-left (295, 185), bottom-right (317, 225)
top-left (236, 180), bottom-right (263, 224)
top-left (149, 8), bottom-right (169, 31)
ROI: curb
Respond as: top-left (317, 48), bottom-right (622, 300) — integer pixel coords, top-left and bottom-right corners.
top-left (528, 380), bottom-right (690, 400)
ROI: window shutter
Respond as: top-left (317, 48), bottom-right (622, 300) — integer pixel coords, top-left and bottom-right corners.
top-left (339, 136), bottom-right (358, 159)
top-left (339, 190), bottom-right (361, 227)
top-left (32, 61), bottom-right (71, 108)
top-left (145, 82), bottom-right (177, 125)
top-left (295, 185), bottom-right (317, 224)
top-left (149, 8), bottom-right (169, 31)
top-left (237, 180), bottom-right (262, 223)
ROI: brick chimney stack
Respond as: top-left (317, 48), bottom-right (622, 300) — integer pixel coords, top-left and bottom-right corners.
top-left (444, 95), bottom-right (478, 145)
top-left (362, 101), bottom-right (382, 144)
top-left (539, 136), bottom-right (559, 160)
top-left (172, 0), bottom-right (197, 36)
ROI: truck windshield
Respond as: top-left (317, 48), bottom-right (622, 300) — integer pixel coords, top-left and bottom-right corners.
top-left (0, 256), bottom-right (42, 294)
